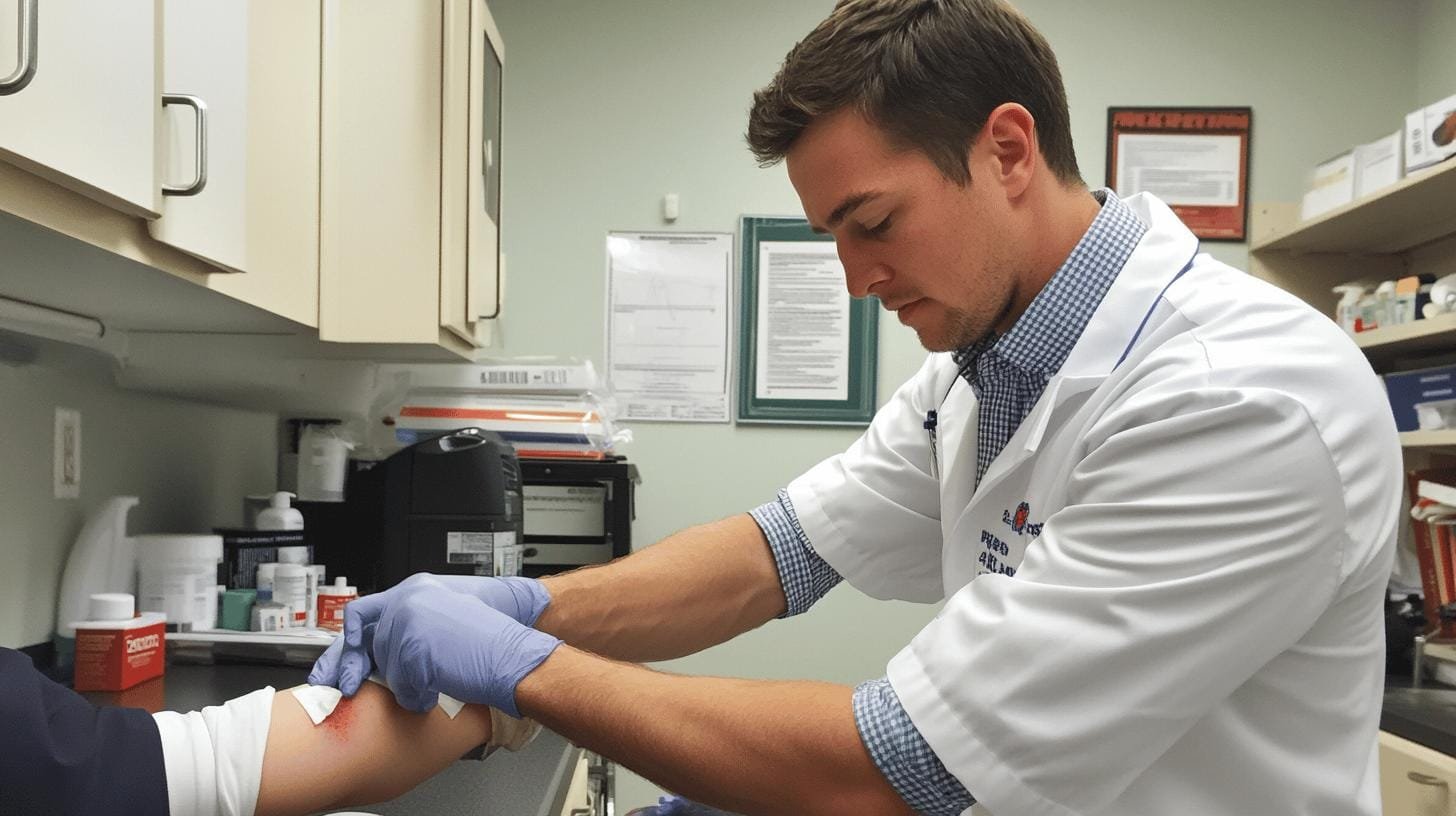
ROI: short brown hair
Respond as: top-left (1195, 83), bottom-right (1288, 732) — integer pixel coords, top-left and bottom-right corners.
top-left (747, 0), bottom-right (1081, 186)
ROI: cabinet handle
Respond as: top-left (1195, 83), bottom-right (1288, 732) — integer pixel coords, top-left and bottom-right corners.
top-left (0, 0), bottom-right (38, 96)
top-left (1408, 771), bottom-right (1450, 787)
top-left (161, 93), bottom-right (208, 196)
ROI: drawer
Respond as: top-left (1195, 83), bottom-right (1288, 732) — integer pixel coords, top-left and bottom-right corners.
top-left (1383, 731), bottom-right (1456, 816)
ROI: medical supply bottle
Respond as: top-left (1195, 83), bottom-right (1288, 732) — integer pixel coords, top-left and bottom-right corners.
top-left (307, 565), bottom-right (327, 628)
top-left (255, 562), bottom-right (278, 602)
top-left (255, 491), bottom-right (304, 531)
top-left (1332, 284), bottom-right (1366, 335)
top-left (273, 563), bottom-right (309, 627)
top-left (316, 577), bottom-right (358, 632)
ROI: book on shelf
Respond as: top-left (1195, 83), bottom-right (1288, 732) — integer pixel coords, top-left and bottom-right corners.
top-left (1409, 469), bottom-right (1456, 641)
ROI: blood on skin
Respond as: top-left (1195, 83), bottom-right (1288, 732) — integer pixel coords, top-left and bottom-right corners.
top-left (322, 695), bottom-right (356, 739)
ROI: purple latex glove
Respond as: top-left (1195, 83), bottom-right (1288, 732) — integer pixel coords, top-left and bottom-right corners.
top-left (309, 572), bottom-right (550, 692)
top-left (364, 578), bottom-right (561, 716)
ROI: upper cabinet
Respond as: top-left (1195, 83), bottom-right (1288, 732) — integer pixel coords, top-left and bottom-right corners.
top-left (0, 0), bottom-right (498, 360)
top-left (149, 0), bottom-right (249, 273)
top-left (0, 0), bottom-right (162, 218)
top-left (319, 0), bottom-right (500, 352)
top-left (165, 0), bottom-right (323, 328)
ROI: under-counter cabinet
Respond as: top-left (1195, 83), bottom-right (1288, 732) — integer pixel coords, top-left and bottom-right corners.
top-left (0, 0), bottom-right (161, 217)
top-left (1383, 731), bottom-right (1456, 816)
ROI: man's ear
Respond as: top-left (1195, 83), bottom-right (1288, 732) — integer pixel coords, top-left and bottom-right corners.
top-left (977, 102), bottom-right (1038, 199)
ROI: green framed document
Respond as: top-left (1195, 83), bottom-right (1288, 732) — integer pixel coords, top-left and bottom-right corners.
top-left (737, 216), bottom-right (878, 425)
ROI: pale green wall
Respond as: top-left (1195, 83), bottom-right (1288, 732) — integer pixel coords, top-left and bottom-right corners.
top-left (1416, 0), bottom-right (1456, 106)
top-left (487, 0), bottom-right (1425, 807)
top-left (0, 338), bottom-right (276, 647)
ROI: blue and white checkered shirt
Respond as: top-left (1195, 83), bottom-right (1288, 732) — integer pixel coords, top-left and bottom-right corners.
top-left (749, 189), bottom-right (1147, 815)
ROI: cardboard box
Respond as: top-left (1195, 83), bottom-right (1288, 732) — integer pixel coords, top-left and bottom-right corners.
top-left (1386, 363), bottom-right (1456, 432)
top-left (1405, 93), bottom-right (1456, 173)
top-left (1301, 152), bottom-right (1355, 220)
top-left (73, 614), bottom-right (166, 692)
top-left (1354, 131), bottom-right (1403, 197)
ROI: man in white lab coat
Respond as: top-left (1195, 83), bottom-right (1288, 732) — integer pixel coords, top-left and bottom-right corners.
top-left (313, 1), bottom-right (1401, 814)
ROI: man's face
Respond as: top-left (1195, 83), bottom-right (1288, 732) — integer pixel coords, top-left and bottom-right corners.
top-left (786, 109), bottom-right (1018, 352)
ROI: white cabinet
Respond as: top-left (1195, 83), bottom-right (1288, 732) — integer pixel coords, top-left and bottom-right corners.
top-left (155, 0), bottom-right (322, 328)
top-left (1381, 731), bottom-right (1456, 816)
top-left (320, 0), bottom-right (498, 354)
top-left (149, 0), bottom-right (248, 272)
top-left (441, 0), bottom-right (504, 342)
top-left (0, 0), bottom-right (161, 217)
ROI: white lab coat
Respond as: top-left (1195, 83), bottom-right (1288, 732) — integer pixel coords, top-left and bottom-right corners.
top-left (787, 193), bottom-right (1401, 816)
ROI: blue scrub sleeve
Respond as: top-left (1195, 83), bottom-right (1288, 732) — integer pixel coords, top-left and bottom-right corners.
top-left (0, 647), bottom-right (169, 815)
top-left (749, 489), bottom-right (843, 617)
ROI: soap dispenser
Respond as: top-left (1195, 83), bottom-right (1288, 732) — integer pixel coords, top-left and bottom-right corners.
top-left (54, 496), bottom-right (140, 665)
top-left (256, 491), bottom-right (304, 531)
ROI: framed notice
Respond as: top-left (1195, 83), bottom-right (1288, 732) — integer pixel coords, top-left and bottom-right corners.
top-left (737, 216), bottom-right (878, 425)
top-left (1106, 107), bottom-right (1252, 241)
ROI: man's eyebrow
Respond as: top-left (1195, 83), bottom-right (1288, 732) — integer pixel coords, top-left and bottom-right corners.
top-left (809, 191), bottom-right (883, 234)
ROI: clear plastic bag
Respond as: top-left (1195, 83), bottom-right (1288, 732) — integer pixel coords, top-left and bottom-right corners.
top-left (365, 358), bottom-right (631, 460)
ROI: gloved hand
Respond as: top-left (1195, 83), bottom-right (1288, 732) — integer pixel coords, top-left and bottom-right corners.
top-left (309, 572), bottom-right (551, 692)
top-left (365, 577), bottom-right (561, 716)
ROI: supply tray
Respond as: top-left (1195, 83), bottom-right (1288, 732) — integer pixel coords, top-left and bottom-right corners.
top-left (166, 628), bottom-right (337, 668)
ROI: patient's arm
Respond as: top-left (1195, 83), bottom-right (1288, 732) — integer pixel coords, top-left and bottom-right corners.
top-left (255, 682), bottom-right (493, 816)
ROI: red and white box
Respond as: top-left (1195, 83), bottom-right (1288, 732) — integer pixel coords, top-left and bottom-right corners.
top-left (72, 612), bottom-right (166, 692)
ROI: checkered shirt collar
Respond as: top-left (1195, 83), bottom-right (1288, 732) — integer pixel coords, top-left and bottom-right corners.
top-left (952, 188), bottom-right (1146, 384)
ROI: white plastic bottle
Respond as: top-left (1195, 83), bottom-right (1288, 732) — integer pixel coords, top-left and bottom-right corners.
top-left (256, 491), bottom-right (304, 531)
top-left (1331, 284), bottom-right (1366, 335)
top-left (274, 563), bottom-right (309, 628)
top-left (55, 496), bottom-right (141, 663)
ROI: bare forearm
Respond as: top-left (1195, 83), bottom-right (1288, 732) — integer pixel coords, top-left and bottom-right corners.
top-left (516, 646), bottom-right (913, 816)
top-left (255, 683), bottom-right (493, 815)
top-left (537, 513), bottom-right (787, 662)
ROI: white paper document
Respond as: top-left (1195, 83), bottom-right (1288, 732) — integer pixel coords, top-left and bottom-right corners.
top-left (605, 232), bottom-right (732, 422)
top-left (1116, 133), bottom-right (1241, 206)
top-left (754, 241), bottom-right (850, 402)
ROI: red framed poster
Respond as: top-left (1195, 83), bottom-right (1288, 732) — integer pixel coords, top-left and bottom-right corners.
top-left (1106, 107), bottom-right (1252, 242)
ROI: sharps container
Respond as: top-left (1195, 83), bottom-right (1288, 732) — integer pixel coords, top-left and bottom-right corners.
top-left (136, 534), bottom-right (223, 630)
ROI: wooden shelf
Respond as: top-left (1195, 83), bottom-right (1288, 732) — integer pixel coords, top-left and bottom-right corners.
top-left (1251, 159), bottom-right (1456, 255)
top-left (1355, 313), bottom-right (1456, 364)
top-left (1402, 431), bottom-right (1456, 448)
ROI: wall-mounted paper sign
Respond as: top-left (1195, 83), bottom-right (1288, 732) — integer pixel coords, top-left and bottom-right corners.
top-left (737, 216), bottom-right (877, 425)
top-left (1107, 107), bottom-right (1252, 241)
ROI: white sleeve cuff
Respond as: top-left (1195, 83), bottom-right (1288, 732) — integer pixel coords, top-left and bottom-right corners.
top-left (152, 687), bottom-right (275, 816)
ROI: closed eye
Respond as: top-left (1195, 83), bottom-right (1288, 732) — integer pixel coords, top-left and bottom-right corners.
top-left (861, 217), bottom-right (892, 239)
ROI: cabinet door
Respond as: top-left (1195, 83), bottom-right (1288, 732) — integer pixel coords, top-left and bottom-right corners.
top-left (1381, 731), bottom-right (1456, 816)
top-left (440, 0), bottom-right (502, 346)
top-left (319, 0), bottom-right (444, 346)
top-left (148, 0), bottom-right (248, 273)
top-left (468, 0), bottom-right (503, 323)
top-left (208, 0), bottom-right (321, 327)
top-left (0, 0), bottom-right (161, 217)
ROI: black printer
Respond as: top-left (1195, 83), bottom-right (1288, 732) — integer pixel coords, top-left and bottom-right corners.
top-left (301, 428), bottom-right (523, 594)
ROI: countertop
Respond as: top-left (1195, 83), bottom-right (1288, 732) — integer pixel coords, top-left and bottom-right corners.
top-left (1383, 682), bottom-right (1456, 757)
top-left (80, 663), bottom-right (581, 816)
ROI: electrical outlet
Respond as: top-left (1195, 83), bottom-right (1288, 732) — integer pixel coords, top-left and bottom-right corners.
top-left (54, 407), bottom-right (81, 499)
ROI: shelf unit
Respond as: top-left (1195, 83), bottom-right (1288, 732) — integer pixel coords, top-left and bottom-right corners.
top-left (1249, 157), bottom-right (1456, 454)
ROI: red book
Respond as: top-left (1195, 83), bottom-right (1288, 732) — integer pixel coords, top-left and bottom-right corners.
top-left (1407, 467), bottom-right (1456, 641)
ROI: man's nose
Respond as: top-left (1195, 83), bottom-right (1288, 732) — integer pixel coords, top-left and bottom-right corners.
top-left (838, 246), bottom-right (891, 299)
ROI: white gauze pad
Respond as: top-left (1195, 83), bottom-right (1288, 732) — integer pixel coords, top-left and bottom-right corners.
top-left (288, 680), bottom-right (539, 752)
top-left (287, 676), bottom-right (464, 723)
